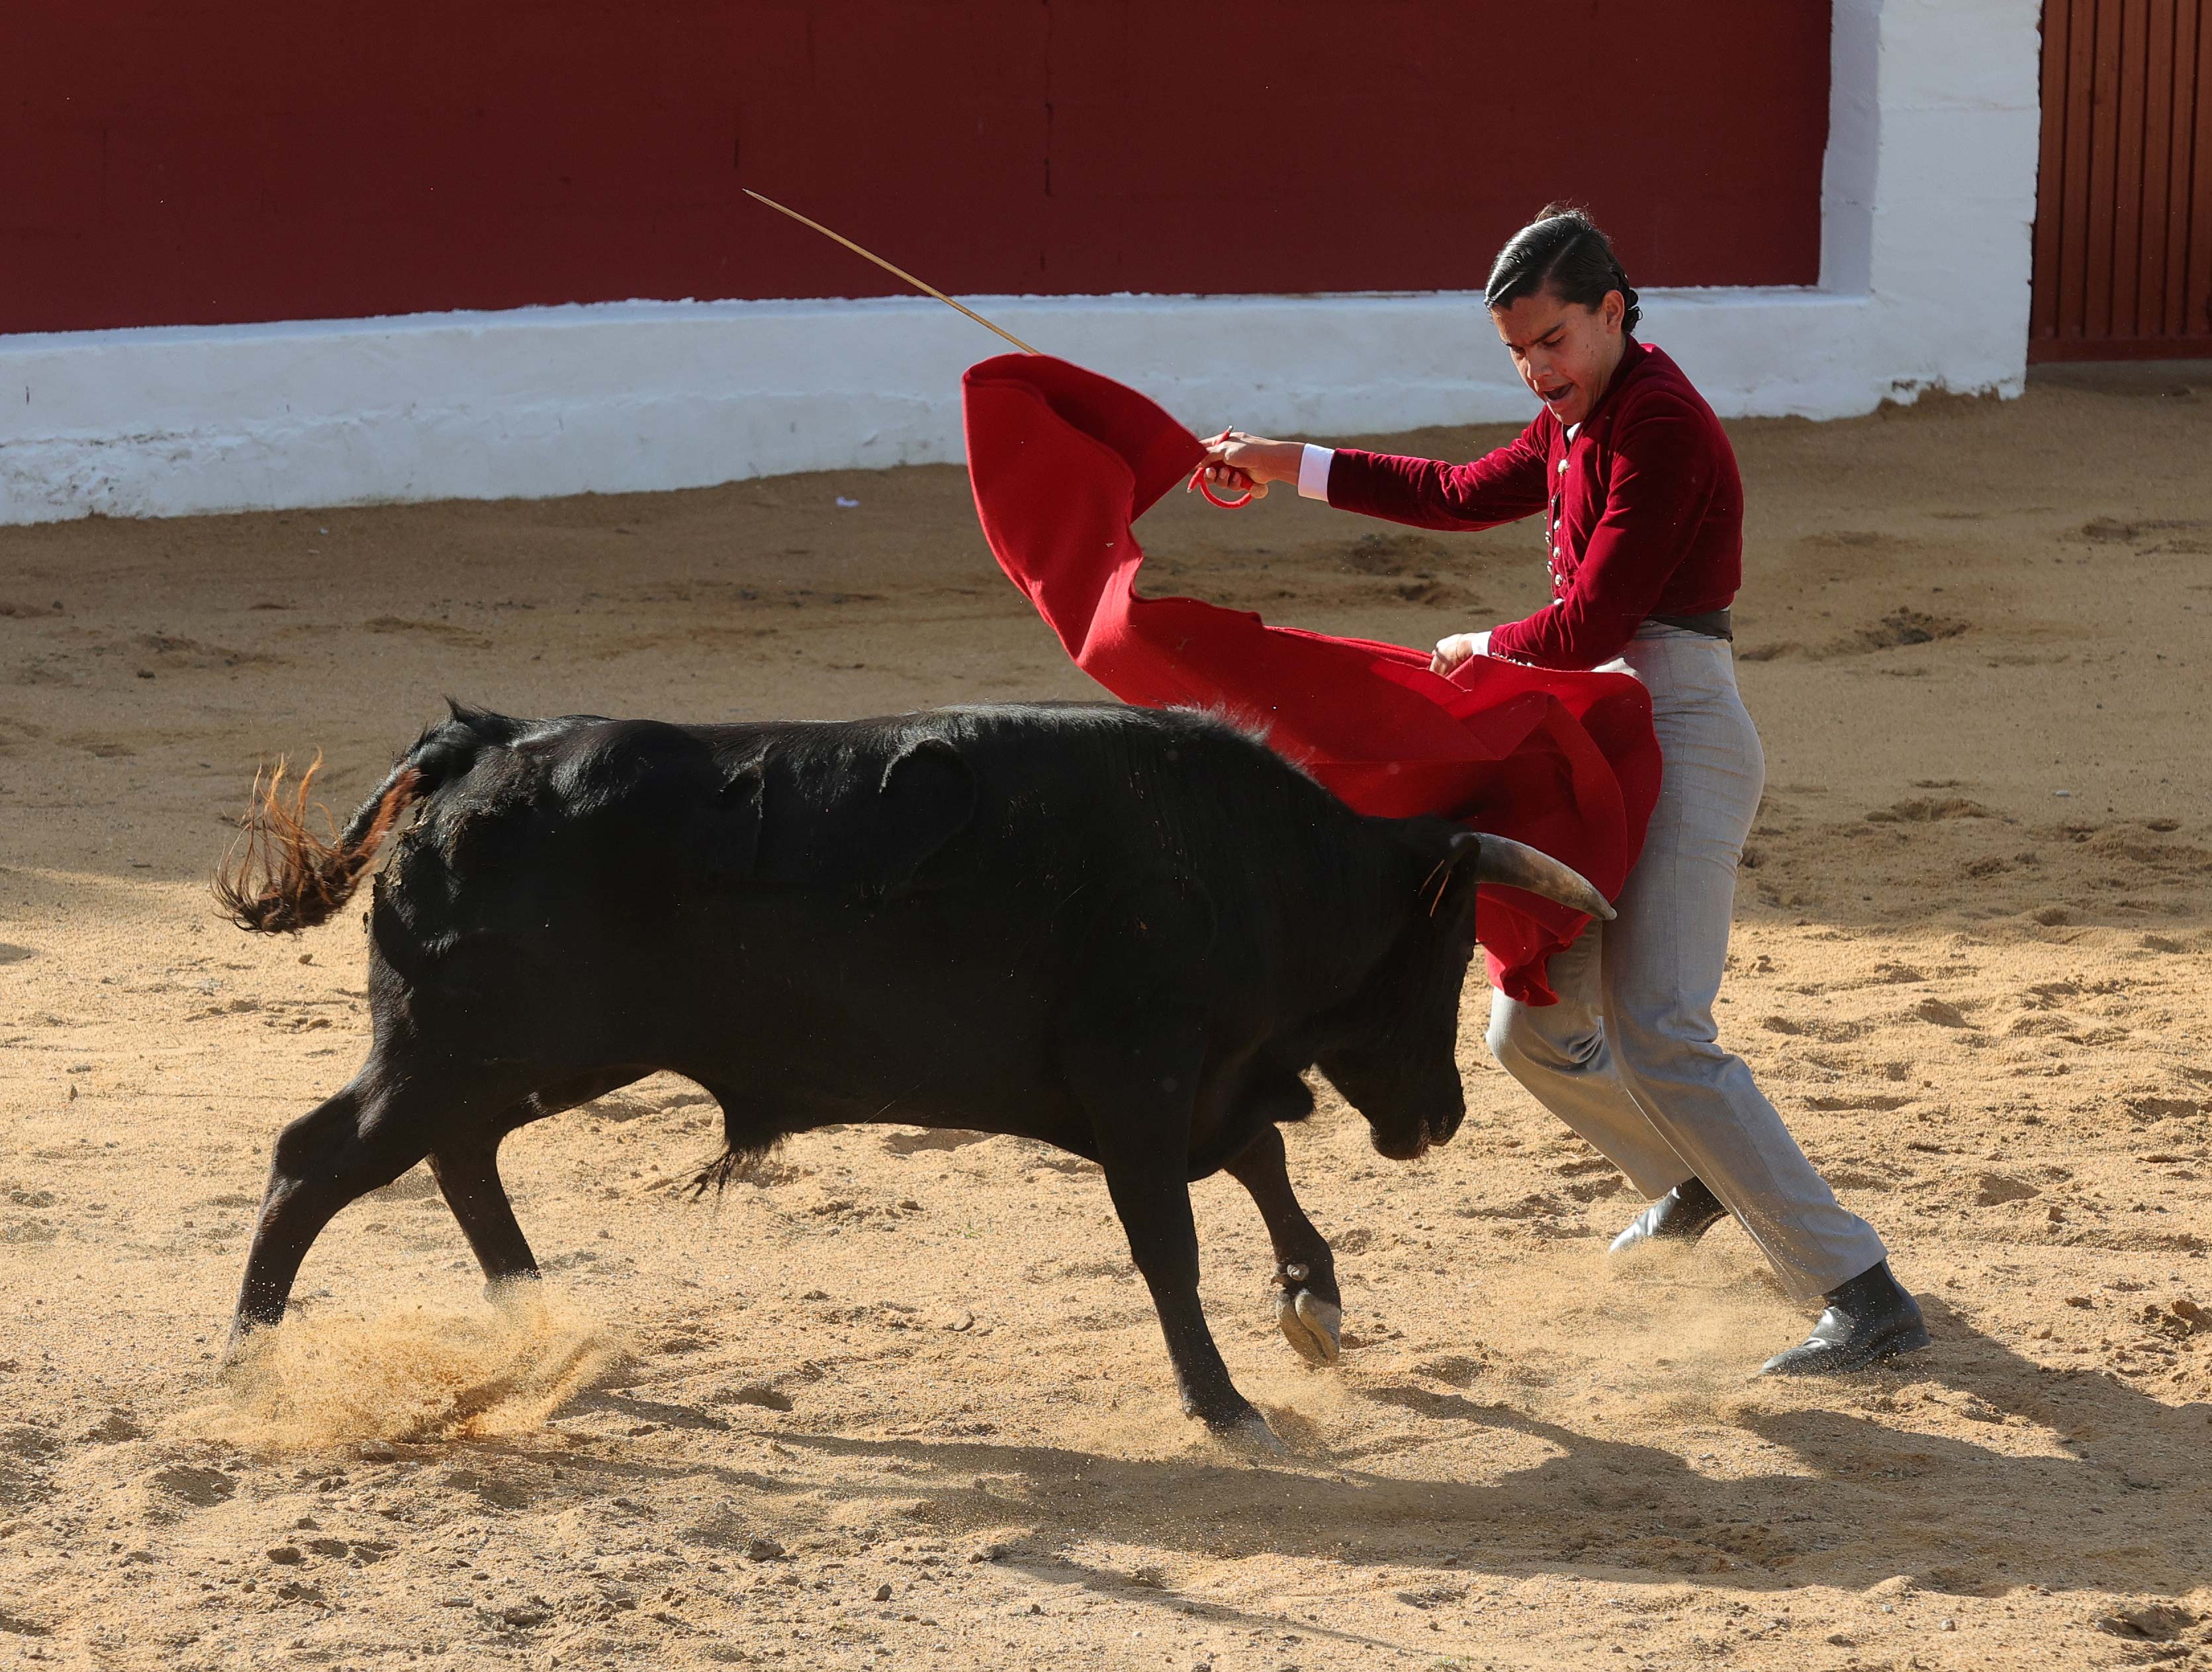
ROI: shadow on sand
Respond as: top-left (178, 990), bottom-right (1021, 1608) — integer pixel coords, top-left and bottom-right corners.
top-left (463, 1295), bottom-right (2209, 1626)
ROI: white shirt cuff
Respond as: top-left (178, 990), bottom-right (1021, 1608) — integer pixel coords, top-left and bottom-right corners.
top-left (1297, 443), bottom-right (1334, 500)
top-left (1467, 629), bottom-right (1492, 658)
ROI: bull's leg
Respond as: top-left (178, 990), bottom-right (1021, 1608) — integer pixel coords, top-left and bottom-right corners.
top-left (1097, 1155), bottom-right (1277, 1448)
top-left (1057, 880), bottom-right (1278, 1449)
top-left (425, 1067), bottom-right (645, 1299)
top-left (230, 1061), bottom-right (523, 1348)
top-left (429, 1135), bottom-right (539, 1297)
top-left (1065, 1019), bottom-right (1275, 1451)
top-left (1223, 1125), bottom-right (1342, 1367)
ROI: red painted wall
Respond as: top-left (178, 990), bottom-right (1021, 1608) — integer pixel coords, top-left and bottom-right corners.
top-left (2, 3), bottom-right (1832, 336)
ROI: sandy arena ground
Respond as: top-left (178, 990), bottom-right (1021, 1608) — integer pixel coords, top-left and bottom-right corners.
top-left (2, 361), bottom-right (2210, 1671)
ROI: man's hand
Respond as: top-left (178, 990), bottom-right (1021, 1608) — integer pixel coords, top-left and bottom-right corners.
top-left (1431, 630), bottom-right (1493, 676)
top-left (1190, 430), bottom-right (1304, 500)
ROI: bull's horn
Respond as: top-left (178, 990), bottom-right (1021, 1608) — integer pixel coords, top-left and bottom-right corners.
top-left (1457, 831), bottom-right (1616, 921)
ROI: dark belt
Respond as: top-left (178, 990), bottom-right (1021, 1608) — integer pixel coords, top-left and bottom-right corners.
top-left (1647, 608), bottom-right (1733, 641)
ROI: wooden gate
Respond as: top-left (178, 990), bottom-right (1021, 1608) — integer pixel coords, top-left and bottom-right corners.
top-left (2031, 0), bottom-right (2212, 360)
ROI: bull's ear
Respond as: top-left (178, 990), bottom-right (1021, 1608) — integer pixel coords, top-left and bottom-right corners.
top-left (1445, 829), bottom-right (1615, 920)
top-left (699, 761), bottom-right (767, 886)
top-left (873, 737), bottom-right (978, 899)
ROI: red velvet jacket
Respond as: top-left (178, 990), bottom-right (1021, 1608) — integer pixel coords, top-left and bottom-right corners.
top-left (1325, 342), bottom-right (1743, 670)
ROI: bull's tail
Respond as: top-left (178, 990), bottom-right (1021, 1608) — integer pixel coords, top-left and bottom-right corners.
top-left (214, 754), bottom-right (426, 933)
top-left (215, 704), bottom-right (512, 934)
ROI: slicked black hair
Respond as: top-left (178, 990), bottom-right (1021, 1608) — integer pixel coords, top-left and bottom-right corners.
top-left (1483, 203), bottom-right (1641, 336)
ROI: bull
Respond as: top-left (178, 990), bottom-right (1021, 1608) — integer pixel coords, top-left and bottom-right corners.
top-left (217, 701), bottom-right (1609, 1448)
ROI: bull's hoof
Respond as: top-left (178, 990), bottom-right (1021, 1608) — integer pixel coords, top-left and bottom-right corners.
top-left (1277, 1289), bottom-right (1342, 1367)
top-left (220, 1315), bottom-right (277, 1371)
top-left (1207, 1408), bottom-right (1287, 1456)
top-left (483, 1271), bottom-right (545, 1309)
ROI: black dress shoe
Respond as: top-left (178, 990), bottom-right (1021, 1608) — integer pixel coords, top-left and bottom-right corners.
top-left (1761, 1260), bottom-right (1931, 1376)
top-left (1608, 1176), bottom-right (1729, 1255)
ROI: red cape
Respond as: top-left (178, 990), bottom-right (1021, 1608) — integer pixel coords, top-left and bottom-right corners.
top-left (961, 353), bottom-right (1660, 1004)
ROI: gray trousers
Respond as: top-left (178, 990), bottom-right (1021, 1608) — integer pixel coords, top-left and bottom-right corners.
top-left (1485, 624), bottom-right (1888, 1300)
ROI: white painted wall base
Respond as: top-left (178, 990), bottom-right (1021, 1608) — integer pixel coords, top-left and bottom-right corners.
top-left (0, 0), bottom-right (2041, 528)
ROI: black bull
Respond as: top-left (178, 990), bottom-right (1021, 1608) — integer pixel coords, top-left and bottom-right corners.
top-left (218, 701), bottom-right (1610, 1447)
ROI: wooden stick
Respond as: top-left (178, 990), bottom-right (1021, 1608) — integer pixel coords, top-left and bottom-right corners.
top-left (743, 189), bottom-right (1042, 356)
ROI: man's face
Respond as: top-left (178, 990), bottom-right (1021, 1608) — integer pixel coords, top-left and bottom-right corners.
top-left (1492, 287), bottom-right (1626, 430)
